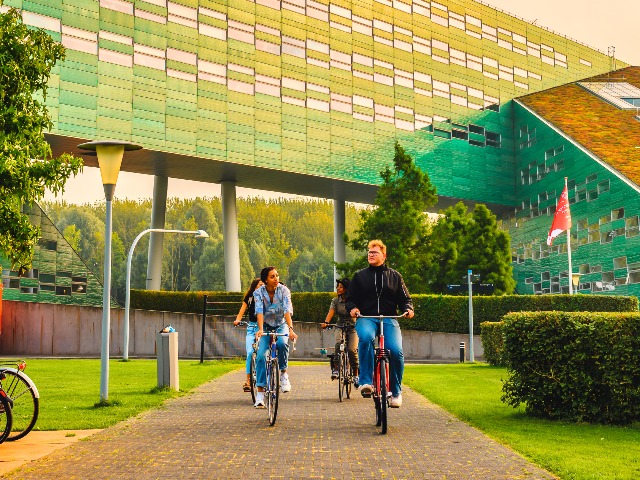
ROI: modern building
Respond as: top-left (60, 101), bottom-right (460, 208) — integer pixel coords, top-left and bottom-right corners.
top-left (1, 0), bottom-right (638, 298)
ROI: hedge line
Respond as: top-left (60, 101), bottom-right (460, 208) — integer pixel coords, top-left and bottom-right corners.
top-left (131, 290), bottom-right (637, 334)
top-left (500, 311), bottom-right (640, 424)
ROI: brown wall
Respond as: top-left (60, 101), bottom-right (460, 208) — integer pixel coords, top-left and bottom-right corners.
top-left (0, 300), bottom-right (483, 362)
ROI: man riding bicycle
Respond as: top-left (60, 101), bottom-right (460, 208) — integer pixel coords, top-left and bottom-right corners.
top-left (345, 239), bottom-right (414, 408)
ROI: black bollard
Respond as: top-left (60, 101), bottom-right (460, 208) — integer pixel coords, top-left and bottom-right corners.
top-left (459, 342), bottom-right (465, 363)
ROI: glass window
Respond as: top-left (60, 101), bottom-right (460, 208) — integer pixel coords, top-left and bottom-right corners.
top-left (614, 256), bottom-right (627, 269)
top-left (612, 207), bottom-right (624, 220)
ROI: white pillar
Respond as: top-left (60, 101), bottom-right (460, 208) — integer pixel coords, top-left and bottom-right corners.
top-left (146, 175), bottom-right (168, 290)
top-left (221, 181), bottom-right (242, 292)
top-left (334, 199), bottom-right (346, 281)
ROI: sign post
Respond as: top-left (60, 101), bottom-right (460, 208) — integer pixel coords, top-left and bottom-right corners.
top-left (468, 269), bottom-right (475, 363)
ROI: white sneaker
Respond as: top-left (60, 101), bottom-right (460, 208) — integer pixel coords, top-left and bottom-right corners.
top-left (360, 384), bottom-right (373, 397)
top-left (389, 394), bottom-right (402, 408)
top-left (280, 373), bottom-right (291, 393)
top-left (254, 392), bottom-right (265, 408)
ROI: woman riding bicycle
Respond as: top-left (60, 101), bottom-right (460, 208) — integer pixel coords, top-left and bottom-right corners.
top-left (322, 278), bottom-right (359, 386)
top-left (345, 239), bottom-right (414, 408)
top-left (253, 266), bottom-right (298, 408)
top-left (234, 278), bottom-right (263, 392)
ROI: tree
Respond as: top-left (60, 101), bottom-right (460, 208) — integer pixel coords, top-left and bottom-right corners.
top-left (0, 6), bottom-right (82, 267)
top-left (339, 141), bottom-right (438, 289)
top-left (455, 204), bottom-right (515, 295)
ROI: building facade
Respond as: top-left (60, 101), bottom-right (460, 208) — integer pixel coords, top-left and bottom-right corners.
top-left (1, 0), bottom-right (637, 299)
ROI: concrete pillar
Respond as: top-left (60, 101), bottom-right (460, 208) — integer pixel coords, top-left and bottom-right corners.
top-left (334, 198), bottom-right (346, 281)
top-left (146, 175), bottom-right (168, 290)
top-left (221, 181), bottom-right (242, 292)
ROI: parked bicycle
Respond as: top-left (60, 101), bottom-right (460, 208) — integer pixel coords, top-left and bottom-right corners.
top-left (235, 321), bottom-right (258, 405)
top-left (357, 315), bottom-right (405, 434)
top-left (325, 325), bottom-right (356, 402)
top-left (0, 371), bottom-right (14, 444)
top-left (0, 360), bottom-right (39, 441)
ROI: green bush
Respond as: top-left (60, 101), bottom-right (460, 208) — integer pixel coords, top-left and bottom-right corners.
top-left (131, 289), bottom-right (637, 334)
top-left (479, 321), bottom-right (505, 366)
top-left (501, 311), bottom-right (640, 425)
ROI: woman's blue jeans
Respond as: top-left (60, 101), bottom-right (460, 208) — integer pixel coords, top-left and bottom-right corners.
top-left (244, 322), bottom-right (259, 374)
top-left (355, 317), bottom-right (404, 397)
top-left (256, 323), bottom-right (290, 388)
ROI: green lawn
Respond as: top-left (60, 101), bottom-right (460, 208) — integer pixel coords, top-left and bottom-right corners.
top-left (16, 358), bottom-right (243, 430)
top-left (404, 363), bottom-right (640, 480)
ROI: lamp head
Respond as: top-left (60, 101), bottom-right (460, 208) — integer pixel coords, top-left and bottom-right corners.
top-left (195, 230), bottom-right (209, 239)
top-left (571, 272), bottom-right (581, 288)
top-left (78, 140), bottom-right (142, 200)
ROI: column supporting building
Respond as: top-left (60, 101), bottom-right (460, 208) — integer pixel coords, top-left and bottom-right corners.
top-left (334, 198), bottom-right (346, 281)
top-left (146, 175), bottom-right (168, 290)
top-left (221, 181), bottom-right (242, 292)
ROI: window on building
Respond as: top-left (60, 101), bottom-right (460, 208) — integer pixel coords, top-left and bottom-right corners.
top-left (612, 207), bottom-right (624, 220)
top-left (614, 256), bottom-right (627, 269)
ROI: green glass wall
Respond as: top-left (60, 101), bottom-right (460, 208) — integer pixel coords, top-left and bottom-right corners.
top-left (508, 101), bottom-right (640, 297)
top-left (1, 204), bottom-right (106, 306)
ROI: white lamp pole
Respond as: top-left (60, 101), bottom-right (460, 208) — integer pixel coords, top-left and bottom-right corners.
top-left (78, 140), bottom-right (142, 403)
top-left (123, 228), bottom-right (209, 360)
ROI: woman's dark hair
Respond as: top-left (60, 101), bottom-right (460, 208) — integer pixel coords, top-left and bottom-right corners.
top-left (244, 278), bottom-right (262, 298)
top-left (260, 266), bottom-right (276, 283)
top-left (336, 277), bottom-right (350, 290)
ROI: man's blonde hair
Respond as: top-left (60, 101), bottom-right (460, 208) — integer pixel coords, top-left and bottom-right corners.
top-left (368, 239), bottom-right (386, 255)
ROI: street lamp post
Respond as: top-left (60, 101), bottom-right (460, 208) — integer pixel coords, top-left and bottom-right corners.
top-left (78, 140), bottom-right (142, 403)
top-left (123, 228), bottom-right (209, 360)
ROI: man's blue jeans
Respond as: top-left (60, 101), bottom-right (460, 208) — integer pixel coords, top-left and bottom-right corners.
top-left (355, 317), bottom-right (404, 397)
top-left (256, 323), bottom-right (290, 388)
top-left (244, 322), bottom-right (259, 374)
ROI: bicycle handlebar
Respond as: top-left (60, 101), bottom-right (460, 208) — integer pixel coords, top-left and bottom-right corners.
top-left (355, 314), bottom-right (408, 319)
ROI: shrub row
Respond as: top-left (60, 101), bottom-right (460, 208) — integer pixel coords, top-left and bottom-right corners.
top-left (132, 290), bottom-right (637, 334)
top-left (500, 311), bottom-right (640, 425)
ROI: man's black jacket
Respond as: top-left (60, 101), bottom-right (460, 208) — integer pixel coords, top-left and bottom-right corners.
top-left (345, 264), bottom-right (413, 316)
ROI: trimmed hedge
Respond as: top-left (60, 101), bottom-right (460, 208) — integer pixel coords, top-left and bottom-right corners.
top-left (501, 311), bottom-right (640, 425)
top-left (479, 322), bottom-right (504, 366)
top-left (131, 290), bottom-right (637, 334)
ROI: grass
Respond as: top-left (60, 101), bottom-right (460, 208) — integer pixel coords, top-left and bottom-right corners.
top-left (18, 358), bottom-right (243, 430)
top-left (404, 363), bottom-right (640, 480)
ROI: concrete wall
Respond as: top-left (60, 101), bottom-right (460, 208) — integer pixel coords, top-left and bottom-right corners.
top-left (0, 300), bottom-right (483, 362)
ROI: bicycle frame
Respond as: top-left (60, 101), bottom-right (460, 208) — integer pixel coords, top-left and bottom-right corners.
top-left (325, 324), bottom-right (354, 402)
top-left (357, 315), bottom-right (405, 434)
top-left (262, 331), bottom-right (289, 426)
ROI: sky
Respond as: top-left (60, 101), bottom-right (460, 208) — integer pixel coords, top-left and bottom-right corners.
top-left (44, 0), bottom-right (640, 204)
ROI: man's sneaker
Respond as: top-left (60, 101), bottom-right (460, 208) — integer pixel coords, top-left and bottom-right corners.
top-left (331, 370), bottom-right (339, 380)
top-left (354, 375), bottom-right (360, 388)
top-left (389, 394), bottom-right (403, 408)
top-left (360, 384), bottom-right (373, 397)
top-left (280, 373), bottom-right (291, 393)
top-left (254, 392), bottom-right (265, 408)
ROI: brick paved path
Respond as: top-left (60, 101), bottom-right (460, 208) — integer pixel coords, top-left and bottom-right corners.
top-left (3, 365), bottom-right (556, 480)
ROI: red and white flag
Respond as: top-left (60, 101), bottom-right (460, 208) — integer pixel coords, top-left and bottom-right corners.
top-left (547, 184), bottom-right (571, 246)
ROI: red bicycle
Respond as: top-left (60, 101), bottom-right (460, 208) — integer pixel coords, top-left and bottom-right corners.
top-left (357, 314), bottom-right (405, 434)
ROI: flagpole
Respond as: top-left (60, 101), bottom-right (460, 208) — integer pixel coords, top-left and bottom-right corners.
top-left (565, 177), bottom-right (574, 294)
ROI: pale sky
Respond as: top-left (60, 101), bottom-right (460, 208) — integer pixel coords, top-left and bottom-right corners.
top-left (44, 0), bottom-right (640, 204)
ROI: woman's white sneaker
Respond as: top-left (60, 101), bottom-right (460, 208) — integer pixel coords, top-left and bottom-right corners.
top-left (280, 373), bottom-right (291, 393)
top-left (254, 392), bottom-right (265, 408)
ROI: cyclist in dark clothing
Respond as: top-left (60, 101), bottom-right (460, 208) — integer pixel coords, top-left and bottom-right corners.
top-left (345, 239), bottom-right (414, 408)
top-left (234, 278), bottom-right (263, 392)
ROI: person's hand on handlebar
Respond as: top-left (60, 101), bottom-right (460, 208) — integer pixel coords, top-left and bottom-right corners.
top-left (403, 309), bottom-right (414, 319)
top-left (256, 329), bottom-right (264, 339)
top-left (233, 318), bottom-right (242, 326)
top-left (350, 308), bottom-right (360, 318)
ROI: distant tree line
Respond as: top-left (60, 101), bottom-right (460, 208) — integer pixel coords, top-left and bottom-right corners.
top-left (42, 197), bottom-right (363, 304)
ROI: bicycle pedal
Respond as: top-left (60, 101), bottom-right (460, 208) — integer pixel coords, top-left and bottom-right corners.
top-left (361, 391), bottom-right (372, 398)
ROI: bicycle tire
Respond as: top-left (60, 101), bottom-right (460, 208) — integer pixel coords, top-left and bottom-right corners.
top-left (379, 357), bottom-right (388, 434)
top-left (373, 357), bottom-right (382, 427)
top-left (268, 358), bottom-right (280, 426)
top-left (249, 351), bottom-right (258, 405)
top-left (344, 359), bottom-right (352, 399)
top-left (0, 369), bottom-right (39, 441)
top-left (0, 390), bottom-right (13, 444)
top-left (338, 352), bottom-right (344, 402)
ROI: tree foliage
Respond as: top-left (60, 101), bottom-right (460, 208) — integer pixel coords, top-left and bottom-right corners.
top-left (0, 6), bottom-right (83, 267)
top-left (339, 141), bottom-right (438, 291)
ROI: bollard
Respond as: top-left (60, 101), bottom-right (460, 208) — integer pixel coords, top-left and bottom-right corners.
top-left (459, 342), bottom-right (465, 363)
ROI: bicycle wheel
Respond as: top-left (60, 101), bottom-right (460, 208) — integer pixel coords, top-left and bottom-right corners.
top-left (0, 369), bottom-right (39, 441)
top-left (337, 352), bottom-right (344, 402)
top-left (0, 390), bottom-right (13, 444)
top-left (249, 350), bottom-right (258, 405)
top-left (373, 358), bottom-right (382, 427)
top-left (267, 358), bottom-right (279, 426)
top-left (344, 359), bottom-right (352, 399)
top-left (379, 358), bottom-right (388, 434)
